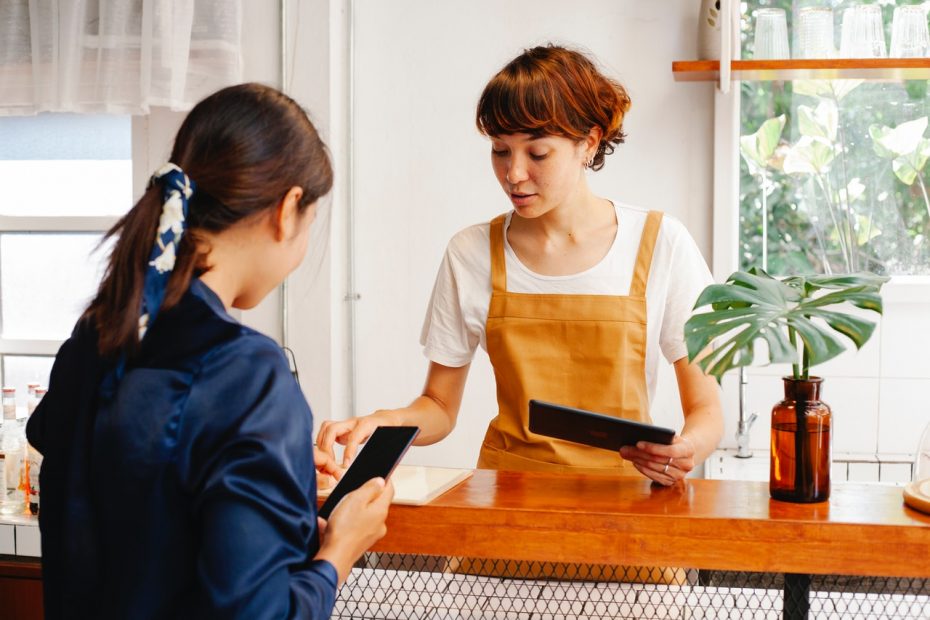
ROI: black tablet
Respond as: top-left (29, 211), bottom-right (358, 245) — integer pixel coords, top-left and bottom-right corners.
top-left (528, 399), bottom-right (675, 452)
top-left (318, 425), bottom-right (419, 520)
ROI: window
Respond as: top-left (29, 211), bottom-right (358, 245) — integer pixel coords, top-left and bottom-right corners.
top-left (715, 1), bottom-right (930, 471)
top-left (0, 114), bottom-right (130, 407)
top-left (739, 0), bottom-right (930, 276)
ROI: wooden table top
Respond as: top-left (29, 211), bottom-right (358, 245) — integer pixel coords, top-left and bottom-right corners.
top-left (371, 470), bottom-right (930, 578)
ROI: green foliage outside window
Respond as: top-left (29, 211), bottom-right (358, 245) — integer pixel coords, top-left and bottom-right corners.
top-left (740, 0), bottom-right (930, 275)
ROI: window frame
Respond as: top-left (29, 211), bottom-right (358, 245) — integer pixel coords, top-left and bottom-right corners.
top-left (0, 113), bottom-right (132, 384)
top-left (0, 218), bottom-right (119, 385)
top-left (0, 111), bottom-right (189, 391)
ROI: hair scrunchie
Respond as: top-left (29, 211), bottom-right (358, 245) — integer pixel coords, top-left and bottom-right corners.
top-left (140, 163), bottom-right (195, 339)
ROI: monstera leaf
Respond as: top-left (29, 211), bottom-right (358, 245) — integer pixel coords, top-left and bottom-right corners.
top-left (685, 270), bottom-right (888, 382)
top-left (740, 115), bottom-right (786, 172)
top-left (798, 101), bottom-right (838, 142)
top-left (783, 135), bottom-right (836, 175)
top-left (870, 118), bottom-right (930, 186)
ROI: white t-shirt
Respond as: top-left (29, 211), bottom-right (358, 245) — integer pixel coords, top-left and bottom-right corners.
top-left (419, 203), bottom-right (714, 404)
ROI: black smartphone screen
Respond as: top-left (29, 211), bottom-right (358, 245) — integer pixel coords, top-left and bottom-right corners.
top-left (318, 426), bottom-right (420, 520)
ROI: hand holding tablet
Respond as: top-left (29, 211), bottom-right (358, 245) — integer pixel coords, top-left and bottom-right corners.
top-left (528, 399), bottom-right (697, 485)
top-left (528, 399), bottom-right (675, 451)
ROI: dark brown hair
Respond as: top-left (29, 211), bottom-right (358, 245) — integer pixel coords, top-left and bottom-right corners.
top-left (476, 44), bottom-right (631, 171)
top-left (84, 82), bottom-right (333, 359)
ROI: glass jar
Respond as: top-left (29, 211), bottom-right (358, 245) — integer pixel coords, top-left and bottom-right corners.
top-left (1, 387), bottom-right (14, 420)
top-left (26, 382), bottom-right (39, 415)
top-left (0, 387), bottom-right (25, 515)
top-left (770, 377), bottom-right (832, 503)
top-left (915, 422), bottom-right (930, 482)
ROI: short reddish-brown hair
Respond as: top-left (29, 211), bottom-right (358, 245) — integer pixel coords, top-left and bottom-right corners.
top-left (476, 44), bottom-right (631, 171)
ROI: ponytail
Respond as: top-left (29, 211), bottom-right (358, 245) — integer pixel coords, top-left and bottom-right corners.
top-left (84, 181), bottom-right (204, 360)
top-left (85, 188), bottom-right (159, 360)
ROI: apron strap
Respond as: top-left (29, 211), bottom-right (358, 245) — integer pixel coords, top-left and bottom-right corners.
top-left (489, 214), bottom-right (508, 293)
top-left (629, 210), bottom-right (664, 297)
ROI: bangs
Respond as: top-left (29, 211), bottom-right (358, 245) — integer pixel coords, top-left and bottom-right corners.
top-left (476, 67), bottom-right (587, 141)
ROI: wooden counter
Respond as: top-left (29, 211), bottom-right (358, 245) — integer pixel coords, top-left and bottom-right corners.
top-left (370, 470), bottom-right (930, 579)
top-left (5, 471), bottom-right (930, 620)
top-left (9, 470), bottom-right (929, 579)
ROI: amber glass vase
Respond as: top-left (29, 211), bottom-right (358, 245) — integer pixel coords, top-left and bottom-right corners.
top-left (770, 377), bottom-right (832, 503)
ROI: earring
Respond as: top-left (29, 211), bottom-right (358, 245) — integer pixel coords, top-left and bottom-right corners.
top-left (584, 156), bottom-right (595, 169)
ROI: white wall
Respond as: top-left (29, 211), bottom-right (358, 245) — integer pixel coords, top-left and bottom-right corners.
top-left (343, 0), bottom-right (715, 468)
top-left (284, 0), bottom-right (353, 437)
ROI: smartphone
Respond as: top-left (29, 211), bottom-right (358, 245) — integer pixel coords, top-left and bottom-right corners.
top-left (528, 399), bottom-right (675, 452)
top-left (318, 425), bottom-right (420, 520)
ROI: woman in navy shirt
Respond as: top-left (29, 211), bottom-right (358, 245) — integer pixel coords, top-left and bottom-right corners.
top-left (26, 83), bottom-right (392, 619)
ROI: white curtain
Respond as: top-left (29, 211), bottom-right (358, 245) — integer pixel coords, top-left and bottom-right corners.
top-left (0, 0), bottom-right (242, 115)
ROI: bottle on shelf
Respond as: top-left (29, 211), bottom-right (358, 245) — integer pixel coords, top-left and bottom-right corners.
top-left (26, 382), bottom-right (40, 415)
top-left (0, 387), bottom-right (26, 515)
top-left (1, 387), bottom-right (14, 419)
top-left (25, 387), bottom-right (45, 515)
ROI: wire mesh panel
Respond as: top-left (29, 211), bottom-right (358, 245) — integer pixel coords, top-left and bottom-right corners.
top-left (333, 553), bottom-right (930, 620)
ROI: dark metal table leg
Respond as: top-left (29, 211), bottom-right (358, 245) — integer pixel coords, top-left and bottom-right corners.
top-left (697, 569), bottom-right (711, 586)
top-left (784, 573), bottom-right (811, 620)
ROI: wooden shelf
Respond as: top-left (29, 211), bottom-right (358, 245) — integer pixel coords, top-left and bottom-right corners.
top-left (673, 58), bottom-right (930, 82)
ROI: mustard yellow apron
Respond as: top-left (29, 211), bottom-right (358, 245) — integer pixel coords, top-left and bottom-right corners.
top-left (478, 209), bottom-right (660, 472)
top-left (460, 209), bottom-right (686, 584)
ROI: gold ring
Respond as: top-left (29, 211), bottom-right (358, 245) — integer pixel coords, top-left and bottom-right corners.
top-left (663, 462), bottom-right (670, 474)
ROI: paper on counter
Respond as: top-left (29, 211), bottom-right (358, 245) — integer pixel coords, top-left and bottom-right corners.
top-left (318, 465), bottom-right (472, 506)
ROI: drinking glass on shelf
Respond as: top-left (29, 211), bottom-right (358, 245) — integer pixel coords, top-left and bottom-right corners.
top-left (890, 5), bottom-right (930, 58)
top-left (840, 4), bottom-right (887, 58)
top-left (753, 8), bottom-right (790, 60)
top-left (798, 7), bottom-right (836, 59)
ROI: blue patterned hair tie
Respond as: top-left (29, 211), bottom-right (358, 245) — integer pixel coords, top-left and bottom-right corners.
top-left (140, 163), bottom-right (195, 339)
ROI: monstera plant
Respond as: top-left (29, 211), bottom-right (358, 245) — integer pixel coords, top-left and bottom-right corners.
top-left (684, 269), bottom-right (888, 382)
top-left (685, 269), bottom-right (889, 503)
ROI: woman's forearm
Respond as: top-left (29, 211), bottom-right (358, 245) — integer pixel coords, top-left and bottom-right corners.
top-left (370, 360), bottom-right (470, 445)
top-left (680, 406), bottom-right (724, 465)
top-left (674, 356), bottom-right (725, 466)
top-left (372, 394), bottom-right (457, 445)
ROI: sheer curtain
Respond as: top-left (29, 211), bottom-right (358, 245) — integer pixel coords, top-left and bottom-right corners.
top-left (0, 0), bottom-right (242, 115)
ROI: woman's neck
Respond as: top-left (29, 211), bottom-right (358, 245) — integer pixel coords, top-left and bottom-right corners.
top-left (196, 225), bottom-right (255, 310)
top-left (198, 267), bottom-right (238, 310)
top-left (513, 186), bottom-right (613, 244)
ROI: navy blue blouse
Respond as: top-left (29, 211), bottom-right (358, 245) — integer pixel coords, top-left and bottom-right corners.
top-left (27, 279), bottom-right (338, 619)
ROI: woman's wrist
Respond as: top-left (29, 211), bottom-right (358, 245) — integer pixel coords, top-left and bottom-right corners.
top-left (679, 430), bottom-right (708, 464)
top-left (371, 398), bottom-right (453, 444)
top-left (315, 543), bottom-right (355, 586)
top-left (371, 408), bottom-right (407, 427)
